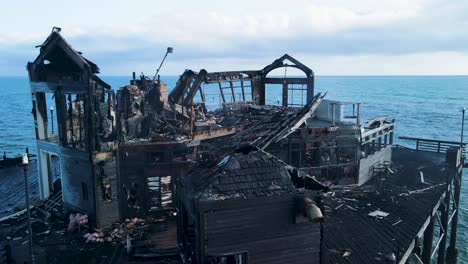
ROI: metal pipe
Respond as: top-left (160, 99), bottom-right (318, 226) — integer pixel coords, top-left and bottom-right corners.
top-left (461, 108), bottom-right (465, 150)
top-left (50, 106), bottom-right (54, 135)
top-left (357, 103), bottom-right (361, 126)
top-left (21, 153), bottom-right (35, 264)
top-left (152, 47), bottom-right (173, 81)
top-left (332, 103), bottom-right (336, 126)
top-left (303, 197), bottom-right (323, 223)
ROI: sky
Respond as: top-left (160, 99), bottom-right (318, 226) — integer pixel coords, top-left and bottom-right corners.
top-left (1, 0), bottom-right (468, 76)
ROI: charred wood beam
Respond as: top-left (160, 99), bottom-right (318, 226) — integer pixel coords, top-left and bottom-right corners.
top-left (307, 76), bottom-right (315, 105)
top-left (263, 77), bottom-right (309, 84)
top-left (229, 81), bottom-right (236, 102)
top-left (168, 70), bottom-right (196, 105)
top-left (67, 94), bottom-right (75, 148)
top-left (183, 70), bottom-right (207, 106)
top-left (261, 54), bottom-right (313, 76)
top-left (192, 127), bottom-right (238, 141)
top-left (240, 80), bottom-right (246, 101)
top-left (54, 88), bottom-right (67, 146)
top-left (30, 82), bottom-right (88, 94)
top-left (422, 218), bottom-right (435, 263)
top-left (271, 93), bottom-right (325, 145)
top-left (217, 82), bottom-right (226, 103)
top-left (282, 82), bottom-right (288, 107)
top-left (204, 71), bottom-right (258, 83)
top-left (32, 92), bottom-right (49, 141)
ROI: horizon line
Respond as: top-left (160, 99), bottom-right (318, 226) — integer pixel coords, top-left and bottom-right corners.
top-left (2, 74), bottom-right (468, 78)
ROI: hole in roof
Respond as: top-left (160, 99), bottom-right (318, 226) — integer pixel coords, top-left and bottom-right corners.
top-left (234, 145), bottom-right (259, 155)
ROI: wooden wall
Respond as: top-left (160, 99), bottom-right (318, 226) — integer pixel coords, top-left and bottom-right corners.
top-left (93, 153), bottom-right (120, 228)
top-left (118, 143), bottom-right (191, 219)
top-left (200, 194), bottom-right (321, 264)
top-left (60, 147), bottom-right (96, 221)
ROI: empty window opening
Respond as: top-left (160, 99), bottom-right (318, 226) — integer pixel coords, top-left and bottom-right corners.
top-left (81, 182), bottom-right (88, 201)
top-left (148, 176), bottom-right (173, 210)
top-left (127, 182), bottom-right (140, 209)
top-left (207, 252), bottom-right (248, 264)
top-left (64, 93), bottom-right (86, 150)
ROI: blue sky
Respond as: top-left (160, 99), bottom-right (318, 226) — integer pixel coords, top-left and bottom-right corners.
top-left (1, 0), bottom-right (468, 76)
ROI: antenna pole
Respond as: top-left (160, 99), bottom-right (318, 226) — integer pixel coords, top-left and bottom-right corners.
top-left (153, 47), bottom-right (173, 81)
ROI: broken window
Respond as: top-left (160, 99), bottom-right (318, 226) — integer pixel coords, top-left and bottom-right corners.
top-left (81, 182), bottom-right (88, 201)
top-left (101, 177), bottom-right (112, 202)
top-left (207, 252), bottom-right (248, 264)
top-left (161, 176), bottom-right (172, 208)
top-left (64, 94), bottom-right (86, 150)
top-left (127, 182), bottom-right (140, 209)
top-left (287, 83), bottom-right (307, 107)
top-left (103, 180), bottom-right (112, 202)
top-left (148, 176), bottom-right (173, 211)
top-left (242, 80), bottom-right (253, 101)
top-left (173, 150), bottom-right (188, 162)
top-left (148, 152), bottom-right (165, 163)
top-left (290, 142), bottom-right (303, 167)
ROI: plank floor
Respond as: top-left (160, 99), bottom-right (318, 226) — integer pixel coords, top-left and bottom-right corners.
top-left (322, 148), bottom-right (450, 263)
top-left (0, 156), bottom-right (60, 219)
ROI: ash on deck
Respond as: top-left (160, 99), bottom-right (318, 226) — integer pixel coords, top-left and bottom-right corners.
top-left (323, 148), bottom-right (451, 263)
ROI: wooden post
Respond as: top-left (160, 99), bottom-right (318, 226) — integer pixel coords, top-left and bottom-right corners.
top-left (378, 130), bottom-right (383, 150)
top-left (34, 92), bottom-right (49, 140)
top-left (437, 184), bottom-right (450, 264)
top-left (306, 75), bottom-right (314, 105)
top-left (54, 89), bottom-right (67, 147)
top-left (356, 103), bottom-right (361, 126)
top-left (422, 218), bottom-right (435, 263)
top-left (218, 82), bottom-right (226, 103)
top-left (447, 166), bottom-right (462, 264)
top-left (282, 82), bottom-right (288, 107)
top-left (384, 129), bottom-right (388, 147)
top-left (229, 81), bottom-right (235, 102)
top-left (240, 80), bottom-right (246, 101)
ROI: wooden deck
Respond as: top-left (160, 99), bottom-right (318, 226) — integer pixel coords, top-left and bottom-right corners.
top-left (0, 156), bottom-right (60, 219)
top-left (322, 148), bottom-right (450, 263)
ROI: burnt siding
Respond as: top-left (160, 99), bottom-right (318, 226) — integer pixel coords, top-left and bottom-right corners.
top-left (60, 147), bottom-right (96, 220)
top-left (94, 155), bottom-right (120, 228)
top-left (118, 144), bottom-right (191, 218)
top-left (203, 195), bottom-right (320, 264)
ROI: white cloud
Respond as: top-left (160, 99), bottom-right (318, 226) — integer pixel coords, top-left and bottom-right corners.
top-left (1, 0), bottom-right (468, 75)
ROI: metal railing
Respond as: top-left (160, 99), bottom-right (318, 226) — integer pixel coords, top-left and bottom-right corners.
top-left (399, 136), bottom-right (467, 156)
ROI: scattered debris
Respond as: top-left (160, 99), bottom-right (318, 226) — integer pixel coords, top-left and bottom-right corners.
top-left (368, 210), bottom-right (389, 218)
top-left (68, 213), bottom-right (88, 232)
top-left (342, 250), bottom-right (352, 258)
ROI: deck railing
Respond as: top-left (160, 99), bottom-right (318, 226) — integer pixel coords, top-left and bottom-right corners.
top-left (399, 136), bottom-right (467, 156)
top-left (360, 122), bottom-right (395, 156)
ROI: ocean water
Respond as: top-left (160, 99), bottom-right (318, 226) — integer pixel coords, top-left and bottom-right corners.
top-left (1, 75), bottom-right (467, 261)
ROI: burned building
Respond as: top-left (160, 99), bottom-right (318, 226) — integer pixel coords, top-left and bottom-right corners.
top-left (23, 28), bottom-right (464, 264)
top-left (27, 27), bottom-right (120, 227)
top-left (178, 147), bottom-right (323, 264)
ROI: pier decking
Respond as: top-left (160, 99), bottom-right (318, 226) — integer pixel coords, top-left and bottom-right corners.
top-left (0, 157), bottom-right (60, 219)
top-left (323, 148), bottom-right (452, 263)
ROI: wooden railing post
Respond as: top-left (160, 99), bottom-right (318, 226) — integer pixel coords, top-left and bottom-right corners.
top-left (422, 217), bottom-right (435, 263)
